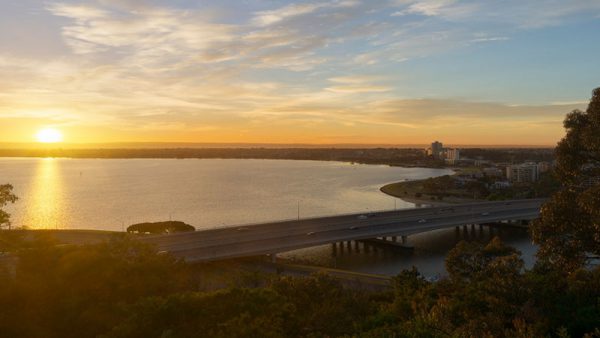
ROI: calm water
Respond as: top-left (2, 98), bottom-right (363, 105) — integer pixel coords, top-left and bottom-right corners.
top-left (0, 158), bottom-right (535, 276)
top-left (281, 226), bottom-right (537, 277)
top-left (1, 158), bottom-right (452, 230)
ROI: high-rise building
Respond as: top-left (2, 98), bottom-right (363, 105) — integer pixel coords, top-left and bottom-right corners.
top-left (445, 148), bottom-right (460, 163)
top-left (537, 162), bottom-right (552, 173)
top-left (430, 141), bottom-right (443, 159)
top-left (506, 163), bottom-right (539, 183)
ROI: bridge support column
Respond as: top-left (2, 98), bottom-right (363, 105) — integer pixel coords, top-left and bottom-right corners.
top-left (354, 241), bottom-right (360, 253)
top-left (270, 254), bottom-right (277, 264)
top-left (401, 235), bottom-right (407, 245)
top-left (346, 241), bottom-right (352, 251)
top-left (391, 236), bottom-right (397, 242)
top-left (331, 243), bottom-right (337, 257)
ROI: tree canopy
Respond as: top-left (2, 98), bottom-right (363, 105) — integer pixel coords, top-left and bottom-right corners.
top-left (0, 184), bottom-right (18, 229)
top-left (531, 87), bottom-right (600, 271)
top-left (127, 221), bottom-right (195, 234)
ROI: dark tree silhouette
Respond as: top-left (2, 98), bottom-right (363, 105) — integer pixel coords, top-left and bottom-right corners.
top-left (531, 87), bottom-right (600, 271)
top-left (127, 221), bottom-right (195, 234)
top-left (0, 184), bottom-right (18, 230)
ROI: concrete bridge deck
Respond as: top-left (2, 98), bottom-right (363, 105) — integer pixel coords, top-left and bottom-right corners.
top-left (142, 199), bottom-right (544, 262)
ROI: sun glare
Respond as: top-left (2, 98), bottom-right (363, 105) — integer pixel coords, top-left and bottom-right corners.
top-left (36, 128), bottom-right (63, 143)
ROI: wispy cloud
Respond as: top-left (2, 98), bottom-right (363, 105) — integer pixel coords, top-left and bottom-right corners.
top-left (252, 1), bottom-right (360, 26)
top-left (325, 76), bottom-right (392, 93)
top-left (0, 0), bottom-right (598, 144)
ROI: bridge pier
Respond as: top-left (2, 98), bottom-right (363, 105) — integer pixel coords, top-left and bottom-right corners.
top-left (401, 235), bottom-right (407, 245)
top-left (358, 238), bottom-right (414, 253)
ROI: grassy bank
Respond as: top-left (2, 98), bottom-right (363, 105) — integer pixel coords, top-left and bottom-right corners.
top-left (380, 177), bottom-right (476, 205)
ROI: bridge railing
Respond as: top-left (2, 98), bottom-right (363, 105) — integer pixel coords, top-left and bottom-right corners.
top-left (145, 198), bottom-right (546, 238)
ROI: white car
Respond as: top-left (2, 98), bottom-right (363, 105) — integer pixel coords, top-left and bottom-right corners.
top-left (418, 219), bottom-right (427, 223)
top-left (481, 212), bottom-right (490, 216)
top-left (306, 231), bottom-right (316, 236)
top-left (357, 215), bottom-right (368, 220)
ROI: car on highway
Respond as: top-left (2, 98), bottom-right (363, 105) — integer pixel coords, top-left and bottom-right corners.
top-left (357, 215), bottom-right (368, 220)
top-left (349, 226), bottom-right (360, 230)
top-left (306, 231), bottom-right (316, 236)
top-left (418, 219), bottom-right (427, 223)
top-left (480, 212), bottom-right (490, 216)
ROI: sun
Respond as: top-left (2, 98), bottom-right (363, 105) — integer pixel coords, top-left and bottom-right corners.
top-left (36, 128), bottom-right (63, 143)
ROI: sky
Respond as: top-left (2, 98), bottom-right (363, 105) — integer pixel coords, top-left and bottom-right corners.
top-left (0, 0), bottom-right (599, 146)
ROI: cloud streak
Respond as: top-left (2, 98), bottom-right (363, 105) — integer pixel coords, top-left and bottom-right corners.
top-left (0, 0), bottom-right (598, 144)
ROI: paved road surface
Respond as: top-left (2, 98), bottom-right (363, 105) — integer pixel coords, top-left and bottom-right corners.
top-left (142, 199), bottom-right (544, 262)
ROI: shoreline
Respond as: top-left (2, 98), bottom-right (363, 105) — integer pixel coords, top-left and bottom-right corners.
top-left (380, 171), bottom-right (481, 206)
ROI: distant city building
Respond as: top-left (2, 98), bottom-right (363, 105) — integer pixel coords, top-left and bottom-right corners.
top-left (537, 161), bottom-right (552, 173)
top-left (483, 167), bottom-right (503, 177)
top-left (582, 176), bottom-right (600, 188)
top-left (445, 148), bottom-right (460, 164)
top-left (474, 160), bottom-right (491, 166)
top-left (426, 141), bottom-right (443, 159)
top-left (492, 181), bottom-right (512, 189)
top-left (506, 163), bottom-right (539, 183)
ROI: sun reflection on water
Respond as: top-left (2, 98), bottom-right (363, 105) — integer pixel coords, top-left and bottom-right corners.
top-left (24, 158), bottom-right (64, 229)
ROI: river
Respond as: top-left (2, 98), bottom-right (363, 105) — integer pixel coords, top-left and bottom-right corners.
top-left (0, 157), bottom-right (535, 276)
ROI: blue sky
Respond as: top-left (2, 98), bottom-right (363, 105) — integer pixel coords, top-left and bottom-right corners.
top-left (1, 0), bottom-right (599, 145)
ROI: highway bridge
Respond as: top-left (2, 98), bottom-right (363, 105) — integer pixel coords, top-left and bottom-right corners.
top-left (142, 199), bottom-right (544, 262)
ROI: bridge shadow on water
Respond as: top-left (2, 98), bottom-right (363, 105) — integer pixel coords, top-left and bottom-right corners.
top-left (279, 225), bottom-right (537, 278)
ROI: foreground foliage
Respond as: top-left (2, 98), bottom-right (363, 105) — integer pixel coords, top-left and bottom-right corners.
top-left (0, 184), bottom-right (18, 229)
top-left (0, 235), bottom-right (598, 338)
top-left (531, 88), bottom-right (600, 272)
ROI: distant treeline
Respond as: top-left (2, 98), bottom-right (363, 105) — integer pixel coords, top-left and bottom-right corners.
top-left (0, 147), bottom-right (439, 166)
top-left (460, 148), bottom-right (555, 163)
top-left (0, 147), bottom-right (556, 166)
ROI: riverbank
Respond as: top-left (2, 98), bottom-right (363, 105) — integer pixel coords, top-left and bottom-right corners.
top-left (380, 176), bottom-right (478, 206)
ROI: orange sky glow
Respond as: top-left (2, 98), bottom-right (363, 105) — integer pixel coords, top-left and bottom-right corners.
top-left (1, 1), bottom-right (598, 146)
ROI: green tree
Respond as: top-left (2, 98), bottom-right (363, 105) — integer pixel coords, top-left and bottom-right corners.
top-left (531, 87), bottom-right (600, 271)
top-left (0, 184), bottom-right (18, 229)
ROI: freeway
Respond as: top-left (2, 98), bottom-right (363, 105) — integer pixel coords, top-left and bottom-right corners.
top-left (142, 199), bottom-right (544, 262)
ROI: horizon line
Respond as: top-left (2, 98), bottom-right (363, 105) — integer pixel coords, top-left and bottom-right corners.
top-left (0, 141), bottom-right (557, 149)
